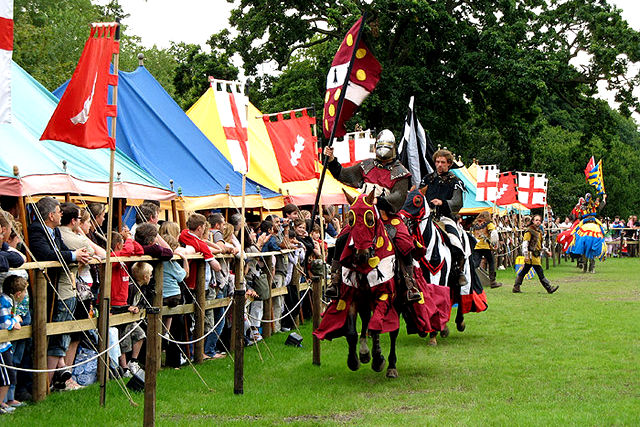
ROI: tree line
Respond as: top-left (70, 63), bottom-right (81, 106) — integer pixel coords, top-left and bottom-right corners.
top-left (12, 0), bottom-right (640, 217)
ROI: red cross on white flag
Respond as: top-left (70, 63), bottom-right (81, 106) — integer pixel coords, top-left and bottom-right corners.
top-left (476, 165), bottom-right (500, 202)
top-left (517, 172), bottom-right (547, 208)
top-left (0, 0), bottom-right (13, 124)
top-left (210, 77), bottom-right (249, 174)
top-left (332, 129), bottom-right (375, 167)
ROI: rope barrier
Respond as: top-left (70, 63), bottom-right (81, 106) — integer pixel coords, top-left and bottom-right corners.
top-left (159, 300), bottom-right (233, 345)
top-left (246, 287), bottom-right (311, 323)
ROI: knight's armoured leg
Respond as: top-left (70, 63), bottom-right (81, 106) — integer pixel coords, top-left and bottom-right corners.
top-left (398, 256), bottom-right (420, 302)
top-left (442, 219), bottom-right (468, 287)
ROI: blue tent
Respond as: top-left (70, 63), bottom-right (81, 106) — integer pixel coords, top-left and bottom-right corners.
top-left (452, 166), bottom-right (494, 214)
top-left (0, 62), bottom-right (175, 200)
top-left (54, 66), bottom-right (282, 210)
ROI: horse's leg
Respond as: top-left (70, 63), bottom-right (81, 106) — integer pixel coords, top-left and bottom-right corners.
top-left (346, 304), bottom-right (360, 371)
top-left (455, 301), bottom-right (465, 332)
top-left (358, 303), bottom-right (371, 364)
top-left (371, 331), bottom-right (386, 372)
top-left (386, 328), bottom-right (399, 378)
top-left (428, 330), bottom-right (438, 346)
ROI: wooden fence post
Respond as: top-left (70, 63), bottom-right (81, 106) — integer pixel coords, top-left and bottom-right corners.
top-left (194, 259), bottom-right (206, 364)
top-left (143, 306), bottom-right (161, 427)
top-left (153, 262), bottom-right (164, 371)
top-left (312, 272), bottom-right (322, 366)
top-left (32, 269), bottom-right (48, 402)
top-left (232, 259), bottom-right (245, 394)
top-left (262, 258), bottom-right (274, 339)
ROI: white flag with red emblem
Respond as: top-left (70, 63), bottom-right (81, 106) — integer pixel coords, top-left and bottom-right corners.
top-left (517, 172), bottom-right (547, 208)
top-left (476, 165), bottom-right (500, 202)
top-left (210, 77), bottom-right (249, 174)
top-left (0, 0), bottom-right (13, 124)
top-left (323, 16), bottom-right (381, 139)
top-left (332, 129), bottom-right (375, 167)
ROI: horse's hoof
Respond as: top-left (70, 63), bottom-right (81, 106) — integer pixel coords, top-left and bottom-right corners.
top-left (347, 354), bottom-right (361, 371)
top-left (372, 354), bottom-right (386, 372)
top-left (359, 350), bottom-right (371, 364)
top-left (440, 325), bottom-right (450, 338)
top-left (386, 368), bottom-right (398, 379)
top-left (427, 337), bottom-right (437, 346)
top-left (456, 321), bottom-right (466, 332)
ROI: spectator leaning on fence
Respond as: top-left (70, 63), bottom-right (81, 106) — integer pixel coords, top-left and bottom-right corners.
top-left (27, 197), bottom-right (91, 391)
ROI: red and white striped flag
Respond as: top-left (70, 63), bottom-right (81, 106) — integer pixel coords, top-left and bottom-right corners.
top-left (210, 77), bottom-right (249, 174)
top-left (0, 0), bottom-right (13, 124)
top-left (517, 172), bottom-right (547, 208)
top-left (476, 165), bottom-right (499, 202)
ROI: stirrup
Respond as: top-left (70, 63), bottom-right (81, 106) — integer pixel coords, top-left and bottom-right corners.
top-left (325, 284), bottom-right (340, 299)
top-left (458, 273), bottom-right (468, 286)
top-left (406, 287), bottom-right (421, 302)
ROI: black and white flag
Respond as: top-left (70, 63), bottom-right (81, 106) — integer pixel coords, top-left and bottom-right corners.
top-left (398, 96), bottom-right (434, 188)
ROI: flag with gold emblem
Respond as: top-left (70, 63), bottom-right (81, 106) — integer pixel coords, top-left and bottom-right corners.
top-left (322, 16), bottom-right (381, 139)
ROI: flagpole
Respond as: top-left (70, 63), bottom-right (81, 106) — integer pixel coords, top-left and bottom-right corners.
top-left (98, 21), bottom-right (119, 407)
top-left (310, 12), bottom-right (368, 229)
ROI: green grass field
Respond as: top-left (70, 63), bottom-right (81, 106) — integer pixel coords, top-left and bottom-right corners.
top-left (9, 258), bottom-right (640, 425)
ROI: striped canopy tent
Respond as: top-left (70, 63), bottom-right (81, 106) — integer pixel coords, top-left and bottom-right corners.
top-left (0, 62), bottom-right (175, 201)
top-left (466, 163), bottom-right (530, 214)
top-left (187, 87), bottom-right (359, 207)
top-left (54, 66), bottom-right (283, 211)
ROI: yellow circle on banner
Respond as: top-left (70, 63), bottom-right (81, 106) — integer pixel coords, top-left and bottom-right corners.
top-left (418, 292), bottom-right (425, 304)
top-left (329, 104), bottom-right (335, 117)
top-left (334, 88), bottom-right (341, 101)
top-left (379, 293), bottom-right (389, 301)
top-left (324, 119), bottom-right (329, 131)
top-left (346, 34), bottom-right (353, 46)
top-left (387, 242), bottom-right (393, 252)
top-left (376, 236), bottom-right (384, 248)
top-left (416, 241), bottom-right (423, 248)
top-left (368, 256), bottom-right (380, 268)
top-left (356, 48), bottom-right (367, 59)
top-left (325, 90), bottom-right (330, 103)
top-left (337, 300), bottom-right (346, 311)
top-left (391, 218), bottom-right (401, 226)
top-left (356, 69), bottom-right (366, 81)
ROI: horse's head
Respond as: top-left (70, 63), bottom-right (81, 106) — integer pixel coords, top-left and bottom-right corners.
top-left (343, 189), bottom-right (380, 257)
top-left (399, 188), bottom-right (431, 231)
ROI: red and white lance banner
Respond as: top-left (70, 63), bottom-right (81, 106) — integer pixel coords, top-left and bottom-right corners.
top-left (323, 16), bottom-right (381, 139)
top-left (332, 129), bottom-right (375, 167)
top-left (476, 164), bottom-right (499, 202)
top-left (0, 0), bottom-right (13, 124)
top-left (40, 23), bottom-right (119, 149)
top-left (211, 77), bottom-right (249, 174)
top-left (495, 172), bottom-right (518, 206)
top-left (517, 172), bottom-right (547, 208)
top-left (263, 109), bottom-right (317, 183)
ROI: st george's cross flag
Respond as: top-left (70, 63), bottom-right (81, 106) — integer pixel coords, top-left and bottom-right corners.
top-left (517, 172), bottom-right (547, 208)
top-left (263, 109), bottom-right (317, 183)
top-left (210, 77), bottom-right (250, 174)
top-left (40, 23), bottom-right (119, 149)
top-left (323, 16), bottom-right (381, 139)
top-left (495, 172), bottom-right (518, 206)
top-left (476, 165), bottom-right (500, 202)
top-left (0, 0), bottom-right (13, 124)
top-left (398, 96), bottom-right (434, 188)
top-left (332, 129), bottom-right (376, 167)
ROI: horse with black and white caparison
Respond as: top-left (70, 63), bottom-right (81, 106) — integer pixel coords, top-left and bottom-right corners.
top-left (400, 188), bottom-right (487, 344)
top-left (313, 190), bottom-right (400, 378)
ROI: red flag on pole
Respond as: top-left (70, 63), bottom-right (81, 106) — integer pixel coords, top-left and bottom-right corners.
top-left (584, 156), bottom-right (595, 181)
top-left (495, 172), bottom-right (518, 206)
top-left (40, 23), bottom-right (119, 150)
top-left (0, 0), bottom-right (13, 124)
top-left (263, 109), bottom-right (317, 183)
top-left (322, 17), bottom-right (381, 139)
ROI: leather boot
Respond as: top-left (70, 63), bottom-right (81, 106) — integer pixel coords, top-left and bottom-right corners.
top-left (457, 258), bottom-right (468, 286)
top-left (541, 277), bottom-right (558, 294)
top-left (325, 259), bottom-right (341, 299)
top-left (512, 275), bottom-right (523, 293)
top-left (401, 262), bottom-right (421, 303)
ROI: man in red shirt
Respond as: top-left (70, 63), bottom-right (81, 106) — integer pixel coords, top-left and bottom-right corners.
top-left (179, 213), bottom-right (221, 290)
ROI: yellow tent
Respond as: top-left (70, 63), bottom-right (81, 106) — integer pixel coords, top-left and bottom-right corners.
top-left (187, 87), bottom-right (358, 207)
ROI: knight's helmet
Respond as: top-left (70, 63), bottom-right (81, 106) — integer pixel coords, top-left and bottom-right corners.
top-left (375, 129), bottom-right (397, 161)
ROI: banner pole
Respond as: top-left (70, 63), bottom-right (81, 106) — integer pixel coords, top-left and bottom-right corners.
top-left (98, 21), bottom-right (119, 408)
top-left (310, 12), bottom-right (368, 229)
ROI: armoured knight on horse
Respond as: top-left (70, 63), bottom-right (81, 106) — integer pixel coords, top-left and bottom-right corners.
top-left (323, 129), bottom-right (421, 302)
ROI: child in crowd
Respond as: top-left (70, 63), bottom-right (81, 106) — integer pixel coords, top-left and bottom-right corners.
top-left (160, 234), bottom-right (188, 336)
top-left (0, 275), bottom-right (28, 413)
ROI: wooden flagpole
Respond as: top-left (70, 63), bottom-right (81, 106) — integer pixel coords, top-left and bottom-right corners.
top-left (98, 21), bottom-right (119, 407)
top-left (310, 12), bottom-right (368, 230)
